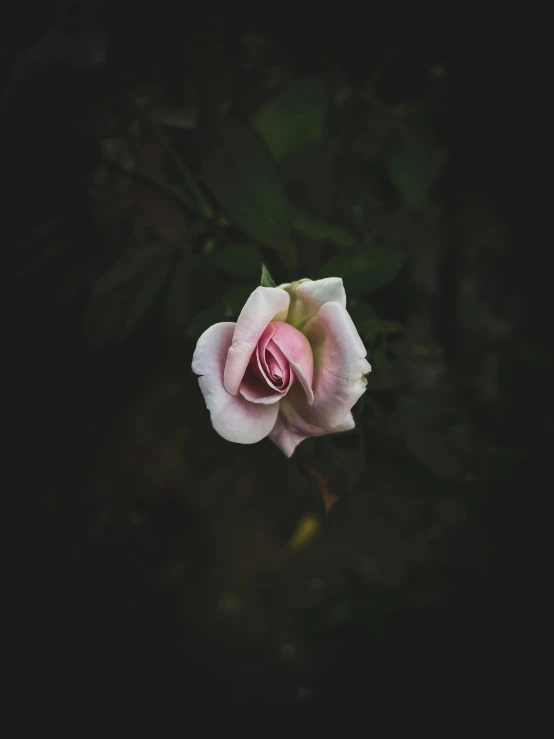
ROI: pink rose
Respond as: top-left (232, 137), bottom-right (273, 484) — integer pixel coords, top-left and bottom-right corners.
top-left (191, 278), bottom-right (371, 456)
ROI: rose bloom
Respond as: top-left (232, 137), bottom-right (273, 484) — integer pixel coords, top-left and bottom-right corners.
top-left (191, 277), bottom-right (371, 456)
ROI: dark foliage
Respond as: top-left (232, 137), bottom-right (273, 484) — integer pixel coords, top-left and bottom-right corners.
top-left (7, 0), bottom-right (545, 726)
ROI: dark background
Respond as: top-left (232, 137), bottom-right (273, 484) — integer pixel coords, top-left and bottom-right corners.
top-left (6, 0), bottom-right (544, 727)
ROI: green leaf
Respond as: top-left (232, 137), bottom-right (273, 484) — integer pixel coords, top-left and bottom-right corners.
top-left (211, 244), bottom-right (261, 277)
top-left (92, 245), bottom-right (161, 298)
top-left (260, 263), bottom-right (277, 288)
top-left (252, 77), bottom-right (328, 161)
top-left (316, 247), bottom-right (405, 295)
top-left (281, 144), bottom-right (336, 219)
top-left (292, 208), bottom-right (357, 248)
top-left (198, 114), bottom-right (292, 259)
top-left (387, 145), bottom-right (449, 207)
top-left (100, 138), bottom-right (135, 171)
top-left (87, 250), bottom-right (172, 347)
top-left (114, 252), bottom-right (171, 339)
top-left (186, 285), bottom-right (252, 339)
top-left (166, 255), bottom-right (230, 338)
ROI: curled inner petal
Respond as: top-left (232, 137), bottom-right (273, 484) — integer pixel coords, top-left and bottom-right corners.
top-left (249, 324), bottom-right (273, 383)
top-left (237, 317), bottom-right (315, 409)
top-left (265, 340), bottom-right (290, 388)
top-left (270, 321), bottom-right (314, 404)
top-left (239, 369), bottom-right (283, 404)
top-left (246, 323), bottom-right (294, 395)
top-left (239, 324), bottom-right (296, 403)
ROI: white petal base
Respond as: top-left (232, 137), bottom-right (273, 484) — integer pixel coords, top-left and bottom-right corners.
top-left (192, 322), bottom-right (279, 444)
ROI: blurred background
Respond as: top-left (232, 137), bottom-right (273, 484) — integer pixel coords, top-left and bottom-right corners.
top-left (6, 0), bottom-right (547, 726)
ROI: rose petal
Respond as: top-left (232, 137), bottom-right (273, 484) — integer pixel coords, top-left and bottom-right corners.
top-left (269, 406), bottom-right (355, 457)
top-left (270, 321), bottom-right (314, 404)
top-left (192, 322), bottom-right (279, 443)
top-left (239, 370), bottom-right (283, 404)
top-left (250, 323), bottom-right (275, 385)
top-left (285, 277), bottom-right (346, 330)
top-left (250, 325), bottom-right (292, 393)
top-left (224, 287), bottom-right (290, 396)
top-left (266, 339), bottom-right (291, 388)
top-left (266, 344), bottom-right (285, 383)
top-left (281, 302), bottom-right (370, 435)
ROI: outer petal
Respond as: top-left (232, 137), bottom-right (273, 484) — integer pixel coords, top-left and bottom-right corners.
top-left (285, 277), bottom-right (347, 330)
top-left (301, 301), bottom-right (370, 428)
top-left (272, 301), bottom-right (369, 452)
top-left (223, 287), bottom-right (290, 396)
top-left (192, 322), bottom-right (279, 443)
top-left (269, 405), bottom-right (355, 457)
